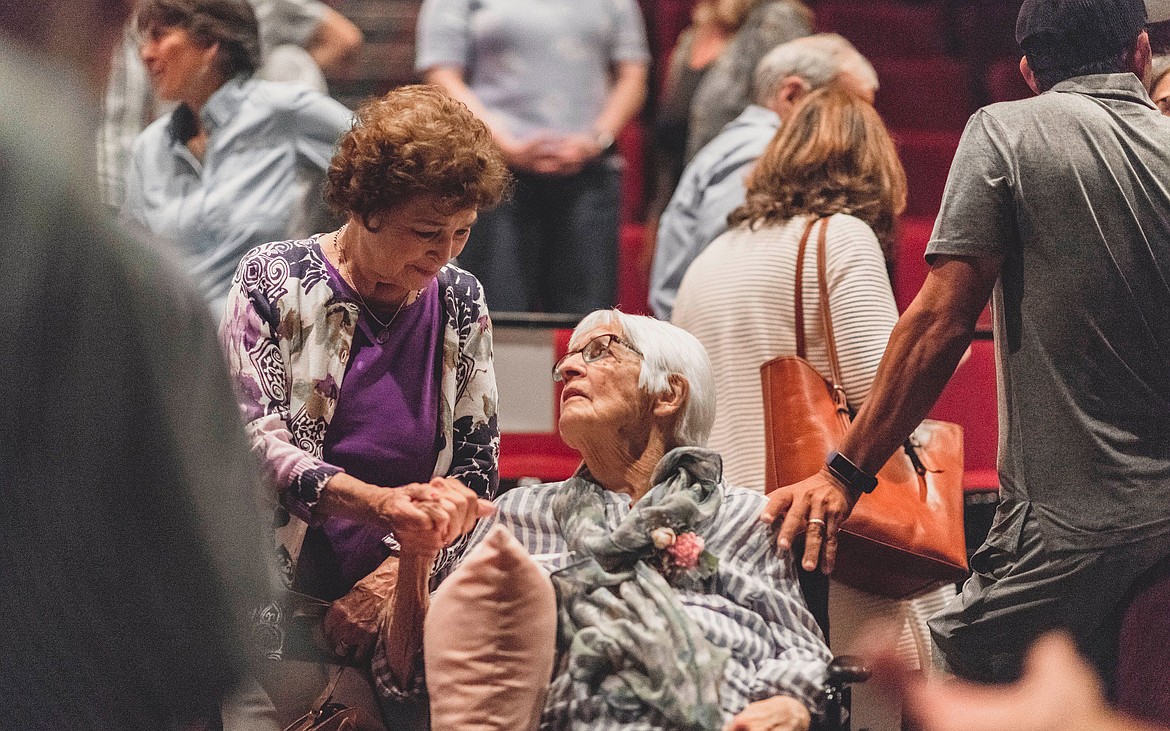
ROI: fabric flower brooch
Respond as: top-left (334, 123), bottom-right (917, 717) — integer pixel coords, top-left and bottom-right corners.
top-left (647, 524), bottom-right (718, 585)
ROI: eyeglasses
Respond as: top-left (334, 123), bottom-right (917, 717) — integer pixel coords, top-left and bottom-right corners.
top-left (552, 333), bottom-right (643, 382)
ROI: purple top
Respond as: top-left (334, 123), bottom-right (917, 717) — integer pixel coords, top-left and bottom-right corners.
top-left (302, 249), bottom-right (443, 598)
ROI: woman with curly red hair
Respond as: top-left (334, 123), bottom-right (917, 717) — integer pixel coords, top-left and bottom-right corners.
top-left (219, 84), bottom-right (509, 727)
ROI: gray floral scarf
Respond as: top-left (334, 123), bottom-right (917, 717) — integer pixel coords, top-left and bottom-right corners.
top-left (546, 447), bottom-right (729, 730)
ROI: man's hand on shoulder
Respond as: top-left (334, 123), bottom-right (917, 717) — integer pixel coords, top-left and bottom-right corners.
top-left (759, 467), bottom-right (861, 574)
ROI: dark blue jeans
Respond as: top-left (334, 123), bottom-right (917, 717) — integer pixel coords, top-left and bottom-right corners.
top-left (457, 156), bottom-right (622, 314)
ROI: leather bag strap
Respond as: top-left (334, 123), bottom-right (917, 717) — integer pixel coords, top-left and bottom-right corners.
top-left (816, 218), bottom-right (843, 387)
top-left (316, 663), bottom-right (348, 709)
top-left (793, 216), bottom-right (820, 359)
top-left (281, 663), bottom-right (349, 731)
top-left (812, 218), bottom-right (851, 420)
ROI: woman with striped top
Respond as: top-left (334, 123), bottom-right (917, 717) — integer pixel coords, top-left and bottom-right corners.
top-left (672, 87), bottom-right (954, 731)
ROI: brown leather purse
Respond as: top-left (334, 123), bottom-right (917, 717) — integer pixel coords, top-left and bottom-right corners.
top-left (281, 662), bottom-right (386, 731)
top-left (760, 217), bottom-right (969, 598)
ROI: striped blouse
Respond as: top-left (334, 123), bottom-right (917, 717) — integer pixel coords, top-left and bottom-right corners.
top-left (405, 479), bottom-right (832, 727)
top-left (671, 213), bottom-right (899, 492)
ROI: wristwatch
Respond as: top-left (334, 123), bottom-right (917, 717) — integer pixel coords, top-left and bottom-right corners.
top-left (826, 451), bottom-right (879, 494)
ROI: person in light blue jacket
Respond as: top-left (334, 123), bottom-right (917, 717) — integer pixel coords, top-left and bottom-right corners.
top-left (122, 0), bottom-right (352, 316)
top-left (651, 34), bottom-right (876, 320)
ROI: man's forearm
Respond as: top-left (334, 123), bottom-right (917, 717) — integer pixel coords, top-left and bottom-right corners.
top-left (838, 302), bottom-right (974, 477)
top-left (307, 8), bottom-right (363, 75)
top-left (592, 62), bottom-right (648, 139)
top-left (836, 254), bottom-right (1001, 479)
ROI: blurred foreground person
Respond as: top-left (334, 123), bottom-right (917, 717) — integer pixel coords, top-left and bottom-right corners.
top-left (869, 633), bottom-right (1165, 731)
top-left (0, 1), bottom-right (270, 729)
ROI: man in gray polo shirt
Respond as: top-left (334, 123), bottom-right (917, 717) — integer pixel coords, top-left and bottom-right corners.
top-left (760, 0), bottom-right (1170, 683)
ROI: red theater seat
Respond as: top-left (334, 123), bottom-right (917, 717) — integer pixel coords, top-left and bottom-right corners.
top-left (1116, 555), bottom-right (1170, 728)
top-left (498, 329), bottom-right (581, 483)
top-left (893, 215), bottom-right (935, 312)
top-left (930, 339), bottom-right (999, 491)
top-left (618, 121), bottom-right (646, 224)
top-left (499, 433), bottom-right (580, 482)
top-left (955, 0), bottom-right (1022, 65)
top-left (873, 57), bottom-right (975, 131)
top-left (617, 222), bottom-right (652, 316)
top-left (650, 0), bottom-right (696, 81)
top-left (986, 57), bottom-right (1033, 103)
top-left (896, 216), bottom-right (998, 491)
top-left (894, 214), bottom-right (993, 324)
top-left (896, 129), bottom-right (961, 217)
top-left (815, 0), bottom-right (947, 58)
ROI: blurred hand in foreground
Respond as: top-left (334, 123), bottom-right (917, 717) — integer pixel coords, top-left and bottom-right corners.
top-left (866, 631), bottom-right (1163, 731)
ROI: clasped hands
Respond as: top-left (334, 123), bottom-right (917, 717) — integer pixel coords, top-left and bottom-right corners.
top-left (758, 467), bottom-right (862, 574)
top-left (375, 475), bottom-right (494, 555)
top-left (501, 132), bottom-right (605, 176)
top-left (325, 476), bottom-right (492, 660)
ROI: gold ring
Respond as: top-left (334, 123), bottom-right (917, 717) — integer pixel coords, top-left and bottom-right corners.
top-left (807, 518), bottom-right (827, 529)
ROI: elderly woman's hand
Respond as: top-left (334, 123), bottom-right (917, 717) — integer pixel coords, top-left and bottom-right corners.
top-left (319, 473), bottom-right (494, 556)
top-left (373, 477), bottom-right (494, 557)
top-left (723, 695), bottom-right (812, 731)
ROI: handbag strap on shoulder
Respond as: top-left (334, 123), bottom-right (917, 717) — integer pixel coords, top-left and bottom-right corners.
top-left (815, 218), bottom-right (846, 397)
top-left (796, 216), bottom-right (851, 416)
top-left (792, 216), bottom-right (819, 358)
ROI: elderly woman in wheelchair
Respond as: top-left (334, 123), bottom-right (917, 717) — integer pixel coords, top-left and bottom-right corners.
top-left (376, 310), bottom-right (840, 730)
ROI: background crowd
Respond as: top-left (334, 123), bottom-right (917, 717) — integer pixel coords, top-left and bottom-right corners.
top-left (6, 0), bottom-right (1170, 730)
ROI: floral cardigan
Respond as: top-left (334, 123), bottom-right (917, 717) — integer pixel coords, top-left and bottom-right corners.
top-left (220, 237), bottom-right (498, 658)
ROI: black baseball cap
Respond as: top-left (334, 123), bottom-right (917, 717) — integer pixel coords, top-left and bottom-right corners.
top-left (1016, 0), bottom-right (1146, 71)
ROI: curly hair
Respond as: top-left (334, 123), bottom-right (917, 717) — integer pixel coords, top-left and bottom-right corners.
top-left (136, 0), bottom-right (260, 79)
top-left (729, 86), bottom-right (906, 255)
top-left (324, 85), bottom-right (512, 229)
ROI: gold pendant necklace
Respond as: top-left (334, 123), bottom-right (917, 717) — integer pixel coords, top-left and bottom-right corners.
top-left (332, 224), bottom-right (422, 343)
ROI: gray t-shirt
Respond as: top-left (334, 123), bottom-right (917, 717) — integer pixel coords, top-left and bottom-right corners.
top-left (927, 73), bottom-right (1170, 552)
top-left (415, 0), bottom-right (650, 139)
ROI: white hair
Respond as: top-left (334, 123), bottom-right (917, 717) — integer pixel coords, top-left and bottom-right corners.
top-left (753, 33), bottom-right (878, 106)
top-left (572, 310), bottom-right (716, 448)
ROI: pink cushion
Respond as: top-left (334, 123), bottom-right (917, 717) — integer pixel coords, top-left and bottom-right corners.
top-left (424, 525), bottom-right (557, 731)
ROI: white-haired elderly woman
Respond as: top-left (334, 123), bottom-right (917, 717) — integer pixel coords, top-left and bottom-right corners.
top-left (379, 310), bottom-right (832, 731)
